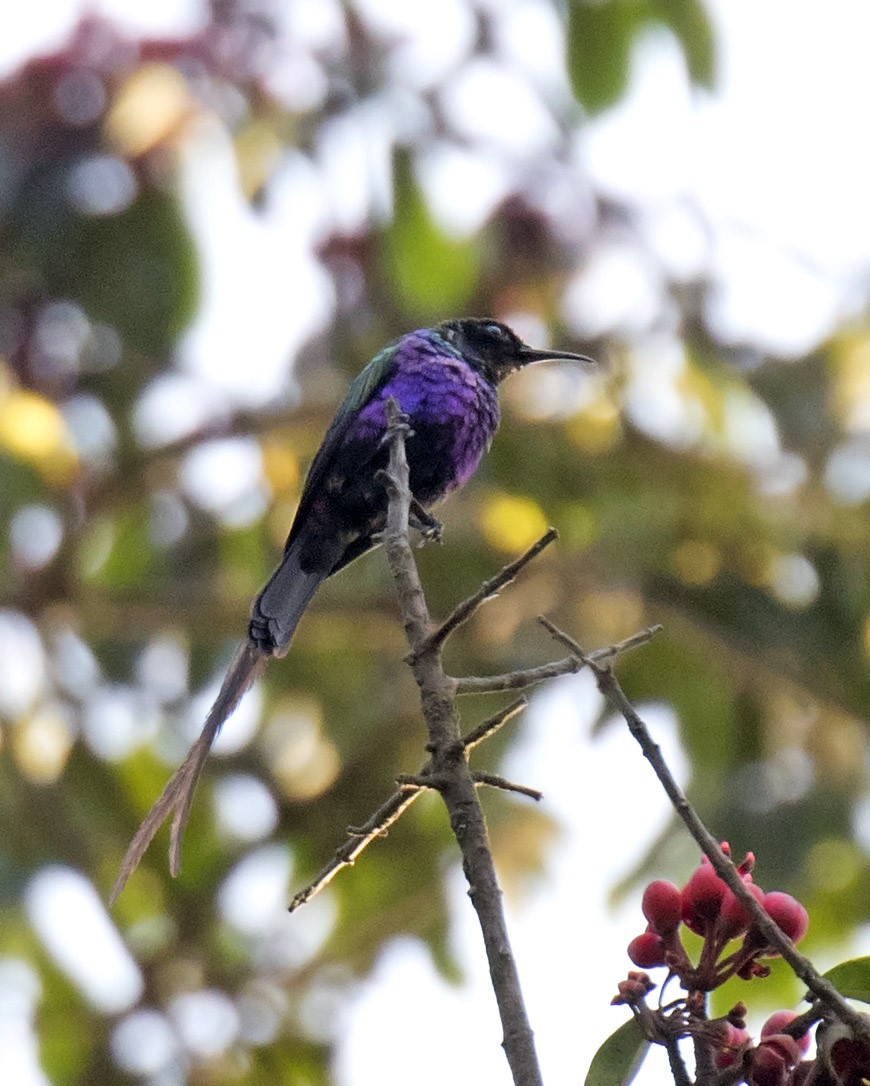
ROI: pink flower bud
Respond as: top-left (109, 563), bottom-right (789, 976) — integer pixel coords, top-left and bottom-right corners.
top-left (762, 1011), bottom-right (810, 1055)
top-left (627, 932), bottom-right (667, 969)
top-left (681, 863), bottom-right (726, 935)
top-left (642, 880), bottom-right (682, 934)
top-left (715, 1024), bottom-right (751, 1068)
top-left (763, 892), bottom-right (809, 944)
top-left (720, 881), bottom-right (765, 940)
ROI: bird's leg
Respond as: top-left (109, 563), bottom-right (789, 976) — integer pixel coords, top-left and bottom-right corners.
top-left (409, 500), bottom-right (443, 545)
top-left (377, 409), bottom-right (441, 544)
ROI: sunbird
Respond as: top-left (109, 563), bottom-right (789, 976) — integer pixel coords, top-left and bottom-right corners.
top-left (112, 318), bottom-right (592, 900)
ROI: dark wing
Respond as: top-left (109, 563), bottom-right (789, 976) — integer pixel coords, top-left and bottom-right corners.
top-left (283, 343), bottom-right (399, 552)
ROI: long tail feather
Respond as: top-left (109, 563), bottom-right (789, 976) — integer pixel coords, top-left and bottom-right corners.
top-left (110, 642), bottom-right (267, 902)
top-left (250, 544), bottom-right (331, 655)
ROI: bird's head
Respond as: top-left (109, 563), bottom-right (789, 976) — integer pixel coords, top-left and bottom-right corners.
top-left (436, 318), bottom-right (594, 385)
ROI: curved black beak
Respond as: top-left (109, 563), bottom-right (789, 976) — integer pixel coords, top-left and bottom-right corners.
top-left (517, 345), bottom-right (597, 367)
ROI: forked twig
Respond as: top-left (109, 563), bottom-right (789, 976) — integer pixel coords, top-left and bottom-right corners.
top-left (405, 529), bottom-right (558, 662)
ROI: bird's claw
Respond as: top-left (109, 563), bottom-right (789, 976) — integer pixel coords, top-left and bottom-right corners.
top-left (380, 410), bottom-right (413, 449)
top-left (410, 501), bottom-right (443, 545)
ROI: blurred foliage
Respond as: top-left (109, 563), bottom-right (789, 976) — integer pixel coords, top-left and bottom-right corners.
top-left (1, 1), bottom-right (869, 1084)
top-left (567, 0), bottom-right (715, 113)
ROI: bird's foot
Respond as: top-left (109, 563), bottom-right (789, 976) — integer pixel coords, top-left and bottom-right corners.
top-left (410, 500), bottom-right (443, 546)
top-left (379, 409), bottom-right (413, 449)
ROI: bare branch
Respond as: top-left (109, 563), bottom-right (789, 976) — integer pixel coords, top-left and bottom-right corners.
top-left (289, 783), bottom-right (425, 913)
top-left (290, 700), bottom-right (530, 914)
top-left (472, 772), bottom-right (543, 802)
top-left (463, 698), bottom-right (528, 751)
top-left (455, 625), bottom-right (661, 695)
top-left (379, 398), bottom-right (544, 1086)
top-left (406, 528), bottom-right (558, 662)
top-left (457, 656), bottom-right (583, 694)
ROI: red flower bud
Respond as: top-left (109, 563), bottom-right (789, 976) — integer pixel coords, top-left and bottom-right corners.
top-left (720, 881), bottom-right (765, 940)
top-left (681, 863), bottom-right (726, 935)
top-left (762, 1011), bottom-right (811, 1055)
top-left (642, 880), bottom-right (682, 934)
top-left (627, 932), bottom-right (667, 969)
top-left (763, 892), bottom-right (809, 944)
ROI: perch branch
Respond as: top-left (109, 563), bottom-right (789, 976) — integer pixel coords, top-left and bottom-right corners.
top-left (381, 398), bottom-right (544, 1086)
top-left (472, 773), bottom-right (543, 802)
top-left (463, 698), bottom-right (528, 751)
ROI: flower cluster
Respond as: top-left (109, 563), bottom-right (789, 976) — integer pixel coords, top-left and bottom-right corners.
top-left (611, 846), bottom-right (816, 1086)
top-left (627, 845), bottom-right (808, 992)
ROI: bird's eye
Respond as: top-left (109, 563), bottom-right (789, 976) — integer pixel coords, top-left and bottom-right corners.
top-left (482, 322), bottom-right (508, 339)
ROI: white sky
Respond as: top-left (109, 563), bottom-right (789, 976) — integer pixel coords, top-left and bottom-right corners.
top-left (4, 1), bottom-right (870, 1083)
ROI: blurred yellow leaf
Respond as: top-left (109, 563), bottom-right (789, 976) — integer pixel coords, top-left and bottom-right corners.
top-left (480, 493), bottom-right (548, 553)
top-left (262, 697), bottom-right (341, 801)
top-left (832, 332), bottom-right (870, 432)
top-left (806, 838), bottom-right (862, 896)
top-left (105, 63), bottom-right (193, 157)
top-left (672, 540), bottom-right (721, 586)
top-left (12, 708), bottom-right (74, 785)
top-left (565, 395), bottom-right (622, 453)
top-left (0, 387), bottom-right (77, 482)
top-left (234, 120), bottom-right (284, 200)
top-left (261, 439), bottom-right (300, 495)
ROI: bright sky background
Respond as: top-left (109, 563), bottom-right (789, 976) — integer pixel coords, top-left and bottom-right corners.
top-left (4, 1), bottom-right (870, 1084)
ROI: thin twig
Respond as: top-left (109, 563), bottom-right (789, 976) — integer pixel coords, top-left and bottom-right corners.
top-left (539, 616), bottom-right (870, 1045)
top-left (455, 626), bottom-right (661, 695)
top-left (463, 698), bottom-right (528, 751)
top-left (290, 701), bottom-right (530, 914)
top-left (785, 1002), bottom-right (825, 1041)
top-left (472, 772), bottom-right (543, 802)
top-left (289, 784), bottom-right (425, 912)
top-left (406, 529), bottom-right (558, 662)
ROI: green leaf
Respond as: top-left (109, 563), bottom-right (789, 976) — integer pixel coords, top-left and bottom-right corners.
top-left (586, 1017), bottom-right (650, 1086)
top-left (60, 189), bottom-right (199, 357)
top-left (566, 2), bottom-right (635, 115)
top-left (648, 0), bottom-right (716, 87)
top-left (566, 0), bottom-right (715, 115)
top-left (381, 152), bottom-right (479, 320)
top-left (9, 172), bottom-right (198, 357)
top-left (823, 958), bottom-right (870, 1003)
